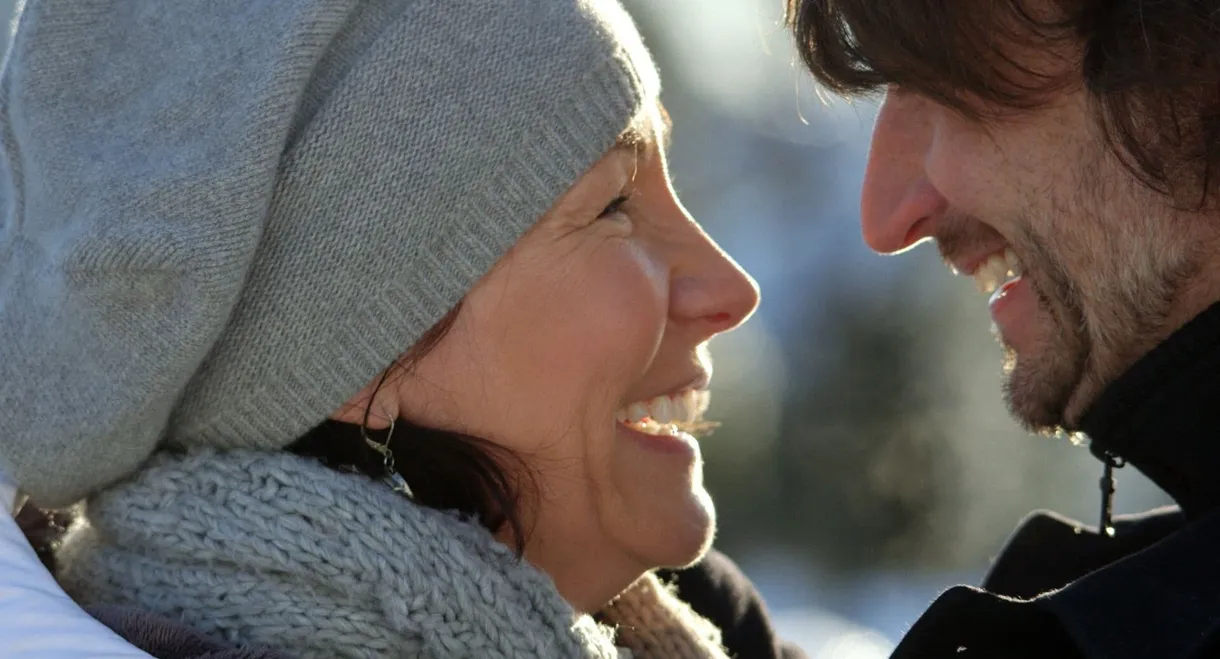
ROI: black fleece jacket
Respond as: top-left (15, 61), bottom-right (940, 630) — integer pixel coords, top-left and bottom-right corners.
top-left (891, 300), bottom-right (1220, 659)
top-left (663, 549), bottom-right (807, 659)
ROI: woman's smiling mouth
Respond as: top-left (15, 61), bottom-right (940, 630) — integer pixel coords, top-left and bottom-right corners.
top-left (615, 388), bottom-right (712, 438)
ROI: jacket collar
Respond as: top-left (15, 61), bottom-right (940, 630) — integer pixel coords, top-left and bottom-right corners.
top-left (1078, 299), bottom-right (1220, 519)
top-left (1042, 506), bottom-right (1220, 658)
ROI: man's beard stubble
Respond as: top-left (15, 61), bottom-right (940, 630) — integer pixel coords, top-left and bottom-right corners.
top-left (937, 205), bottom-right (1198, 435)
top-left (936, 215), bottom-right (1090, 432)
top-left (999, 227), bottom-right (1089, 433)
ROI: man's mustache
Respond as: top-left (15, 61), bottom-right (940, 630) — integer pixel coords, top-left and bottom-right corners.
top-left (934, 214), bottom-right (1008, 265)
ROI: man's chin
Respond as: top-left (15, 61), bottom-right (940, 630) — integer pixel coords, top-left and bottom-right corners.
top-left (1001, 345), bottom-right (1082, 434)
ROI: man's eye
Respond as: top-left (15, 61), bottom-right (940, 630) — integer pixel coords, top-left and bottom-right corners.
top-left (599, 194), bottom-right (630, 218)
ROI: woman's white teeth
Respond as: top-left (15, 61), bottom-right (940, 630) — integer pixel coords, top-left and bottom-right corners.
top-left (973, 248), bottom-right (1023, 294)
top-left (616, 389), bottom-right (710, 437)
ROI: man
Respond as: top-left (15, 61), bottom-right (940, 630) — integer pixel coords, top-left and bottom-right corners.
top-left (784, 1), bottom-right (1220, 657)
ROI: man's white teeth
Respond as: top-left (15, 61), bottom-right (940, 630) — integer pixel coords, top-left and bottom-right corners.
top-left (973, 248), bottom-right (1023, 294)
top-left (615, 389), bottom-right (711, 437)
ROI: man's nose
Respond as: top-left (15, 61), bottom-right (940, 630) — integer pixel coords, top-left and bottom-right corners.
top-left (859, 90), bottom-right (947, 254)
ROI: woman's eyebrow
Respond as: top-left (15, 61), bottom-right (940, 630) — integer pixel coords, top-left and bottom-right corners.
top-left (657, 103), bottom-right (673, 151)
top-left (613, 104), bottom-right (673, 154)
top-left (614, 124), bottom-right (651, 152)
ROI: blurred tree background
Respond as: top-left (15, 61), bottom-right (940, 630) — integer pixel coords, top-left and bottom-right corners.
top-left (616, 0), bottom-right (1174, 643)
top-left (0, 0), bottom-right (1174, 653)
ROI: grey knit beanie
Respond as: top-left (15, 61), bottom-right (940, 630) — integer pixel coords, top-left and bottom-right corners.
top-left (0, 0), bottom-right (659, 507)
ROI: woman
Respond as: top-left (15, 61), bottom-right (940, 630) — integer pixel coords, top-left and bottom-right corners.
top-left (0, 0), bottom-right (792, 657)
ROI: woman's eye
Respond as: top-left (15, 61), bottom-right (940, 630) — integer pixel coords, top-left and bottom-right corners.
top-left (598, 194), bottom-right (630, 219)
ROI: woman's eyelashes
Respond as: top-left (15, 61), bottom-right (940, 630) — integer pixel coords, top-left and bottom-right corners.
top-left (598, 194), bottom-right (631, 219)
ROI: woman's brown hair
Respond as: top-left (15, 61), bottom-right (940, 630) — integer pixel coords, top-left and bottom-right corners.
top-left (287, 304), bottom-right (535, 555)
top-left (21, 305), bottom-right (535, 571)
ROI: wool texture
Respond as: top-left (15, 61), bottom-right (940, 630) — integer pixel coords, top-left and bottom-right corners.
top-left (0, 0), bottom-right (658, 508)
top-left (59, 450), bottom-right (729, 659)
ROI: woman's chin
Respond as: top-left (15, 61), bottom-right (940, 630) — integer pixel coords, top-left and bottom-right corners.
top-left (606, 428), bottom-right (718, 567)
top-left (632, 488), bottom-right (717, 569)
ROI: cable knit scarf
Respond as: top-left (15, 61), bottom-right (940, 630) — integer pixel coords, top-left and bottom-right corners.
top-left (58, 449), bottom-right (729, 659)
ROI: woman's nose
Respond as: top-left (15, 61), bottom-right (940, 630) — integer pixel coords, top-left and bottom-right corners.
top-left (670, 230), bottom-right (761, 338)
top-left (860, 90), bottom-right (947, 254)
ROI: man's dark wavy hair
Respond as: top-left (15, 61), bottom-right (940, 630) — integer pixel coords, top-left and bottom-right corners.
top-left (787, 0), bottom-right (1220, 207)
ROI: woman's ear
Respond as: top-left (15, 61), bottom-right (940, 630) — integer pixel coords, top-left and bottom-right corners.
top-left (329, 369), bottom-right (401, 430)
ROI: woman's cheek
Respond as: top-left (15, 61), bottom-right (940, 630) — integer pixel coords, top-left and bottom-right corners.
top-left (596, 240), bottom-right (668, 338)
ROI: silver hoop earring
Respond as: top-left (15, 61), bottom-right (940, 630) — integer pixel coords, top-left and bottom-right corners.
top-left (362, 416), bottom-right (414, 500)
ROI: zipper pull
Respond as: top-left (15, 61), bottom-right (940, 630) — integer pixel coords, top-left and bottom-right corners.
top-left (1099, 451), bottom-right (1126, 538)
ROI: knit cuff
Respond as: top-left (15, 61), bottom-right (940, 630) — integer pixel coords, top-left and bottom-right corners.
top-left (0, 467), bottom-right (20, 517)
top-left (600, 572), bottom-right (729, 659)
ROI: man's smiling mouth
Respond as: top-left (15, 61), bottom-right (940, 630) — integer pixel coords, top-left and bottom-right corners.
top-left (962, 247), bottom-right (1024, 297)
